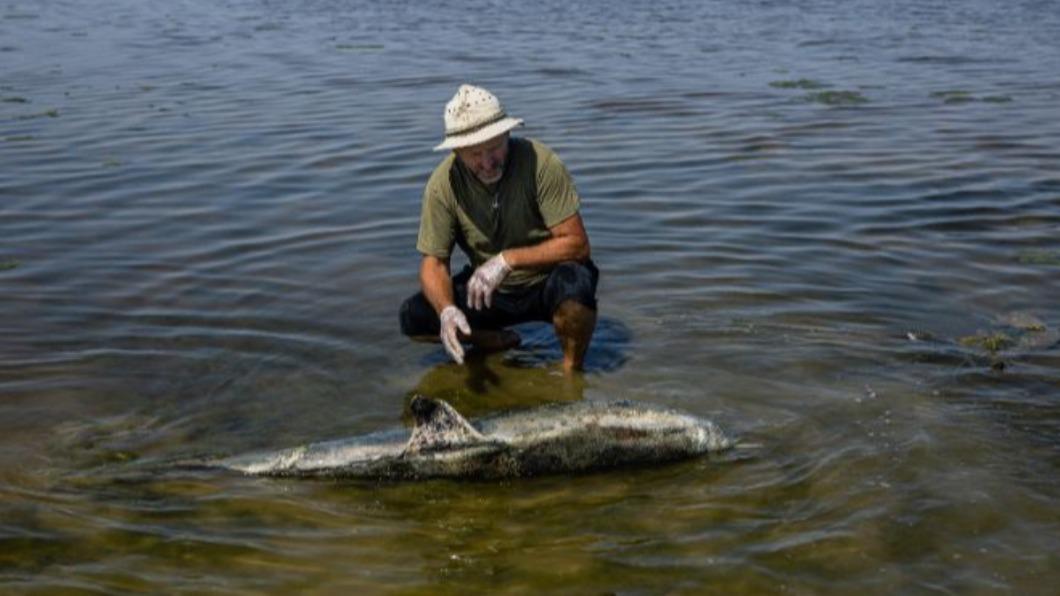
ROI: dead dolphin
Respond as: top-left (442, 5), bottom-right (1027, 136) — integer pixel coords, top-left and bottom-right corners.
top-left (210, 396), bottom-right (732, 480)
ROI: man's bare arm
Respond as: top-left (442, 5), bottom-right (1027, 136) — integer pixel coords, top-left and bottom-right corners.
top-left (502, 213), bottom-right (590, 270)
top-left (420, 255), bottom-right (456, 315)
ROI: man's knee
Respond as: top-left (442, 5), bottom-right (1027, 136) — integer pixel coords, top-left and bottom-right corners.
top-left (399, 293), bottom-right (439, 337)
top-left (545, 260), bottom-right (599, 315)
top-left (553, 298), bottom-right (596, 324)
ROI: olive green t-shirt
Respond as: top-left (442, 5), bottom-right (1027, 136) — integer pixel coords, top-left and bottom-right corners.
top-left (416, 137), bottom-right (581, 289)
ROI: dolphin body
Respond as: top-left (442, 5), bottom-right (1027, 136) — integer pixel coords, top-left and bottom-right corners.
top-left (210, 396), bottom-right (732, 480)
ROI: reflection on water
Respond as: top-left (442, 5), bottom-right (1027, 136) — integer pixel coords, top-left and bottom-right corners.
top-left (405, 355), bottom-right (588, 418)
top-left (404, 316), bottom-right (629, 416)
top-left (3, 0), bottom-right (1060, 592)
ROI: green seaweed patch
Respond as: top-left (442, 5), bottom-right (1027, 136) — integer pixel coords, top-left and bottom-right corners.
top-left (336, 43), bottom-right (384, 51)
top-left (17, 108), bottom-right (58, 120)
top-left (5, 135), bottom-right (34, 142)
top-left (2, 96), bottom-right (28, 103)
top-left (931, 90), bottom-right (973, 103)
top-left (803, 90), bottom-right (868, 106)
top-left (0, 259), bottom-right (20, 271)
top-left (1000, 312), bottom-right (1046, 332)
top-left (1018, 250), bottom-right (1060, 265)
top-left (770, 78), bottom-right (827, 90)
top-left (102, 158), bottom-right (122, 168)
top-left (981, 95), bottom-right (1013, 103)
top-left (959, 332), bottom-right (1014, 353)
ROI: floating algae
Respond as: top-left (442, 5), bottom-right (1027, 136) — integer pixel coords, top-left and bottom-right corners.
top-left (335, 43), bottom-right (384, 51)
top-left (959, 332), bottom-right (1014, 353)
top-left (1017, 250), bottom-right (1060, 265)
top-left (998, 312), bottom-right (1059, 351)
top-left (803, 90), bottom-right (868, 106)
top-left (16, 108), bottom-right (58, 120)
top-left (0, 259), bottom-right (20, 271)
top-left (958, 312), bottom-right (1057, 358)
top-left (999, 312), bottom-right (1046, 332)
top-left (931, 90), bottom-right (975, 104)
top-left (770, 78), bottom-right (828, 90)
top-left (2, 96), bottom-right (28, 103)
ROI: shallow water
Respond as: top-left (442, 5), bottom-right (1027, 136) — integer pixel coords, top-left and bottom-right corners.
top-left (2, 0), bottom-right (1059, 593)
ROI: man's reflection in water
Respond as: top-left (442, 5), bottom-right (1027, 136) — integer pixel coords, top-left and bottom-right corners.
top-left (402, 317), bottom-right (631, 420)
top-left (403, 351), bottom-right (586, 420)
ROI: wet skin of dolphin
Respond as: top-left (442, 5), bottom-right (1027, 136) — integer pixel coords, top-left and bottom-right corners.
top-left (212, 396), bottom-right (733, 480)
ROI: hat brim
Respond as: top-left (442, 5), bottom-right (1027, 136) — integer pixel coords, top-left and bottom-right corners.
top-left (433, 117), bottom-right (524, 151)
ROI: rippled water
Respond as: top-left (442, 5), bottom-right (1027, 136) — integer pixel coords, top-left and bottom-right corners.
top-left (3, 0), bottom-right (1059, 592)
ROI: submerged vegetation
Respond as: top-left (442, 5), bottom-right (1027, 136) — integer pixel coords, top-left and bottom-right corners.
top-left (335, 43), bottom-right (384, 51)
top-left (803, 90), bottom-right (869, 106)
top-left (16, 108), bottom-right (58, 119)
top-left (958, 312), bottom-right (1056, 358)
top-left (770, 78), bottom-right (828, 90)
top-left (1018, 250), bottom-right (1060, 265)
top-left (932, 90), bottom-right (975, 104)
top-left (959, 332), bottom-right (1014, 353)
top-left (769, 78), bottom-right (868, 105)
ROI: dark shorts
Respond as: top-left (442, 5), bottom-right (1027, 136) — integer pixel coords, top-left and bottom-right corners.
top-left (399, 260), bottom-right (599, 337)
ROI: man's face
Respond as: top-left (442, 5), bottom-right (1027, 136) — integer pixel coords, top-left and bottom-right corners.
top-left (454, 133), bottom-right (509, 185)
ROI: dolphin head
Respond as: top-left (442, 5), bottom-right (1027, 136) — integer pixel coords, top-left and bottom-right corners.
top-left (693, 418), bottom-right (733, 453)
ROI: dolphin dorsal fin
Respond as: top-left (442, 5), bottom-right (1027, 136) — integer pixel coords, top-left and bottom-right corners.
top-left (403, 396), bottom-right (487, 455)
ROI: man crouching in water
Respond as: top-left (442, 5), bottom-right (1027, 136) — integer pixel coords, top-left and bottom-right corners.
top-left (399, 84), bottom-right (598, 373)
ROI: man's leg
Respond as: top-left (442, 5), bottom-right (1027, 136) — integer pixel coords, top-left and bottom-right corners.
top-left (553, 299), bottom-right (597, 372)
top-left (541, 260), bottom-right (600, 372)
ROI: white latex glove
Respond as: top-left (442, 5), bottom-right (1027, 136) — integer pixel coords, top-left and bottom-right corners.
top-left (467, 252), bottom-right (512, 310)
top-left (439, 305), bottom-right (471, 364)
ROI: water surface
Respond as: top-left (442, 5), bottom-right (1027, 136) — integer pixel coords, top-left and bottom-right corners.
top-left (2, 0), bottom-right (1059, 593)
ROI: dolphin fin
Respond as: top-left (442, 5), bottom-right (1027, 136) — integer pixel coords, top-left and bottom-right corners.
top-left (402, 395), bottom-right (487, 455)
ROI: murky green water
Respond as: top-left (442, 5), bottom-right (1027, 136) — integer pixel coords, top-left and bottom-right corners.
top-left (2, 0), bottom-right (1059, 592)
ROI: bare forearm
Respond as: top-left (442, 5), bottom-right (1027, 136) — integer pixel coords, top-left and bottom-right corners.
top-left (503, 235), bottom-right (589, 269)
top-left (503, 213), bottom-right (590, 270)
top-left (419, 256), bottom-right (455, 315)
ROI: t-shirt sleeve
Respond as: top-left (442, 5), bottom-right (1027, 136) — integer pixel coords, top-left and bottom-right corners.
top-left (416, 181), bottom-right (456, 258)
top-left (536, 150), bottom-right (581, 228)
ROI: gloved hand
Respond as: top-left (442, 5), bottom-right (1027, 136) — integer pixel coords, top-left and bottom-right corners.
top-left (467, 252), bottom-right (511, 310)
top-left (439, 305), bottom-right (471, 364)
